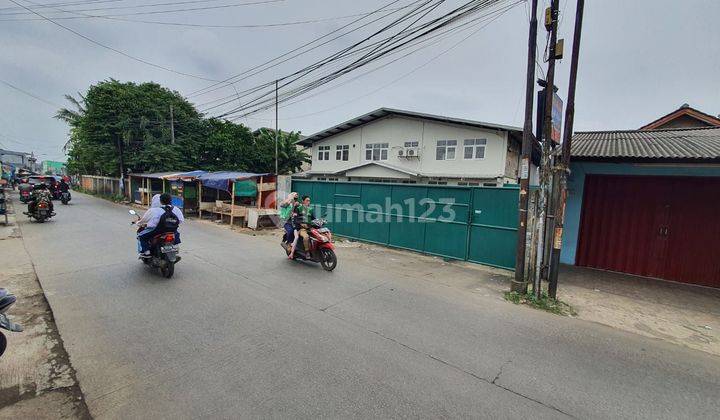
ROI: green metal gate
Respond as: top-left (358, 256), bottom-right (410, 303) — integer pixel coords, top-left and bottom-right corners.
top-left (292, 180), bottom-right (519, 270)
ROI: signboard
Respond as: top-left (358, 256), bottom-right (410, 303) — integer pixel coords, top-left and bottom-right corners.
top-left (550, 93), bottom-right (563, 144)
top-left (536, 90), bottom-right (564, 144)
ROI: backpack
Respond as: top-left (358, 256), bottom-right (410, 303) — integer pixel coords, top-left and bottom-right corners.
top-left (157, 205), bottom-right (180, 233)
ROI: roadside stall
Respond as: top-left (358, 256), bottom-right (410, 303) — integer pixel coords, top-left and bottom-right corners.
top-left (128, 171), bottom-right (205, 215)
top-left (197, 172), bottom-right (278, 228)
top-left (128, 172), bottom-right (177, 206)
top-left (162, 171), bottom-right (205, 215)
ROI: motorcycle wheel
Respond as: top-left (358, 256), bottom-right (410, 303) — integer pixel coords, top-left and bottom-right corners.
top-left (319, 249), bottom-right (337, 271)
top-left (36, 217), bottom-right (45, 223)
top-left (160, 262), bottom-right (175, 278)
top-left (0, 331), bottom-right (6, 358)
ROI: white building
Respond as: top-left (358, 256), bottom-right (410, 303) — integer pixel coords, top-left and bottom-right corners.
top-left (297, 108), bottom-right (536, 186)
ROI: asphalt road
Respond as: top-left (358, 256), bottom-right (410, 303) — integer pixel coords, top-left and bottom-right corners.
top-left (14, 192), bottom-right (720, 419)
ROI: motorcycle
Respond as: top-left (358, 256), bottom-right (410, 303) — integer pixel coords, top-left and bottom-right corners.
top-left (60, 191), bottom-right (71, 205)
top-left (281, 218), bottom-right (337, 271)
top-left (0, 288), bottom-right (24, 358)
top-left (24, 195), bottom-right (54, 223)
top-left (129, 209), bottom-right (180, 278)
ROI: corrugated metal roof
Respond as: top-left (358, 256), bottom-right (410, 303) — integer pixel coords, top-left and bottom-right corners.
top-left (571, 126), bottom-right (720, 160)
top-left (298, 108), bottom-right (521, 146)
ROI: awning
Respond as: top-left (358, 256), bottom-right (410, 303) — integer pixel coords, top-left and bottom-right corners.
top-left (197, 171), bottom-right (270, 192)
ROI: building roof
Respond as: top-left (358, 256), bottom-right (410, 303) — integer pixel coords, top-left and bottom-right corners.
top-left (640, 104), bottom-right (720, 130)
top-left (571, 126), bottom-right (720, 161)
top-left (298, 108), bottom-right (522, 146)
top-left (306, 161), bottom-right (420, 177)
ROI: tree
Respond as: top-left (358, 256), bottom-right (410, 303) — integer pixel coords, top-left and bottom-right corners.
top-left (57, 79), bottom-right (308, 176)
top-left (57, 79), bottom-right (205, 176)
top-left (253, 128), bottom-right (310, 174)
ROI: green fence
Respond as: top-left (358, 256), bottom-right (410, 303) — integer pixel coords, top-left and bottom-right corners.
top-left (292, 180), bottom-right (519, 270)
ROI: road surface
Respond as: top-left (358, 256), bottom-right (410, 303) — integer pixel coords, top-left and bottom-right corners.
top-left (15, 192), bottom-right (720, 419)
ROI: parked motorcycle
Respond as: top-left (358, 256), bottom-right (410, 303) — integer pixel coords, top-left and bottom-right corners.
top-left (60, 191), bottom-right (71, 205)
top-left (0, 288), bottom-right (23, 358)
top-left (129, 209), bottom-right (180, 278)
top-left (281, 219), bottom-right (337, 271)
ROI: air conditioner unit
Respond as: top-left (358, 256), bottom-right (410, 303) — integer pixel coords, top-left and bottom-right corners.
top-left (397, 148), bottom-right (405, 157)
top-left (406, 147), bottom-right (419, 157)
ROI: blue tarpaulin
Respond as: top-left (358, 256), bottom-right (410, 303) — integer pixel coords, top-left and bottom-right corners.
top-left (198, 171), bottom-right (269, 192)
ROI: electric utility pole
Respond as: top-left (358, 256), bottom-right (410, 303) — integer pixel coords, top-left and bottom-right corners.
top-left (533, 0), bottom-right (560, 298)
top-left (512, 0), bottom-right (539, 294)
top-left (275, 80), bottom-right (279, 176)
top-left (548, 0), bottom-right (585, 298)
top-left (169, 105), bottom-right (176, 145)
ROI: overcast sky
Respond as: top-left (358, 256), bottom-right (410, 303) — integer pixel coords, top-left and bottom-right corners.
top-left (0, 0), bottom-right (718, 162)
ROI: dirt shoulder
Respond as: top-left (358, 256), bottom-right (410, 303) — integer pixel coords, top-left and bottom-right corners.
top-left (0, 194), bottom-right (91, 419)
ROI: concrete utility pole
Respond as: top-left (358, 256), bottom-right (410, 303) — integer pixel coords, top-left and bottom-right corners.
top-left (275, 80), bottom-right (279, 176)
top-left (548, 0), bottom-right (585, 299)
top-left (533, 0), bottom-right (560, 298)
top-left (169, 105), bottom-right (176, 145)
top-left (512, 0), bottom-right (539, 294)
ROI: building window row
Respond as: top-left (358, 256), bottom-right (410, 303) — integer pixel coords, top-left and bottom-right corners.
top-left (436, 139), bottom-right (486, 160)
top-left (317, 139), bottom-right (486, 162)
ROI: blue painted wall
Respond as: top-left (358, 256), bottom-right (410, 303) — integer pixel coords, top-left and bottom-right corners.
top-left (561, 162), bottom-right (720, 264)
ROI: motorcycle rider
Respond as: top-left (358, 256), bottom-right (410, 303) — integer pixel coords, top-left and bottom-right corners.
top-left (279, 192), bottom-right (299, 243)
top-left (289, 195), bottom-right (315, 259)
top-left (135, 193), bottom-right (184, 258)
top-left (27, 183), bottom-right (53, 215)
top-left (58, 178), bottom-right (70, 193)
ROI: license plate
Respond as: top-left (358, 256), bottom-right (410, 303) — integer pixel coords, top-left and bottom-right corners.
top-left (161, 245), bottom-right (178, 254)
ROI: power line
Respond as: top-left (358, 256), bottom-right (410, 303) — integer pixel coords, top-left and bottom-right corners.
top-left (0, 78), bottom-right (65, 108)
top-left (0, 0), bottom-right (124, 13)
top-left (219, 0), bottom-right (501, 119)
top-left (11, 6), bottom-right (408, 30)
top-left (258, 0), bottom-right (522, 121)
top-left (7, 0), bottom-right (221, 81)
top-left (0, 0), bottom-right (282, 18)
top-left (188, 0), bottom-right (415, 98)
top-left (196, 0), bottom-right (443, 110)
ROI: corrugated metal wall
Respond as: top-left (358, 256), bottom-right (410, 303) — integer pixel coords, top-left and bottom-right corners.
top-left (577, 175), bottom-right (720, 288)
top-left (292, 180), bottom-right (519, 269)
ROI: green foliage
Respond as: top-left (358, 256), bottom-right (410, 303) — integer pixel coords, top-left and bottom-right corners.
top-left (57, 79), bottom-right (308, 176)
top-left (254, 128), bottom-right (310, 175)
top-left (504, 291), bottom-right (577, 316)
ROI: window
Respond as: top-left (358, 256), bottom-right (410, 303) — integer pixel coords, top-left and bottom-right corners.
top-left (365, 143), bottom-right (389, 161)
top-left (463, 139), bottom-right (487, 159)
top-left (336, 145), bottom-right (349, 161)
top-left (436, 140), bottom-right (456, 160)
top-left (404, 141), bottom-right (419, 147)
top-left (317, 145), bottom-right (330, 160)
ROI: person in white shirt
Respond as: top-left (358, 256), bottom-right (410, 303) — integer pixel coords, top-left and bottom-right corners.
top-left (150, 193), bottom-right (161, 208)
top-left (136, 193), bottom-right (184, 257)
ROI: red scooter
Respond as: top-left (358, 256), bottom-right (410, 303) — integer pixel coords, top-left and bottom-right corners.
top-left (281, 219), bottom-right (337, 271)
